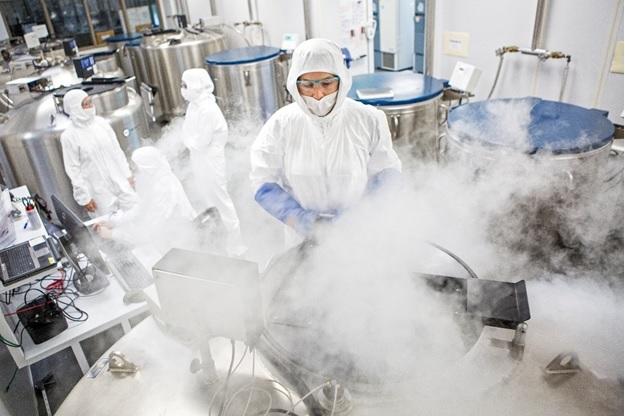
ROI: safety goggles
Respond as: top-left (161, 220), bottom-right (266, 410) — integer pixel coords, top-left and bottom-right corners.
top-left (296, 76), bottom-right (340, 91)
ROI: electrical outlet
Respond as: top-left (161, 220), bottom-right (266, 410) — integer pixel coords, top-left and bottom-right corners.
top-left (443, 32), bottom-right (470, 57)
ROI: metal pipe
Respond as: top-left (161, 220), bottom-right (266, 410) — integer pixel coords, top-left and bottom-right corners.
top-left (531, 0), bottom-right (548, 50)
top-left (155, 0), bottom-right (166, 29)
top-left (82, 0), bottom-right (97, 46)
top-left (302, 0), bottom-right (312, 40)
top-left (209, 0), bottom-right (218, 16)
top-left (424, 0), bottom-right (436, 77)
top-left (247, 0), bottom-right (258, 21)
top-left (38, 0), bottom-right (55, 38)
top-left (559, 58), bottom-right (570, 101)
top-left (487, 54), bottom-right (505, 99)
top-left (118, 0), bottom-right (132, 33)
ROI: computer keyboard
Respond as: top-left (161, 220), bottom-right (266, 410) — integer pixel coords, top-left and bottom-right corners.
top-left (109, 251), bottom-right (153, 290)
top-left (0, 242), bottom-right (35, 283)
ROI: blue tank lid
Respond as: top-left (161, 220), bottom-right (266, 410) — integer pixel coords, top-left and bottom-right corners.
top-left (348, 72), bottom-right (445, 106)
top-left (205, 46), bottom-right (281, 65)
top-left (105, 33), bottom-right (143, 43)
top-left (447, 97), bottom-right (615, 154)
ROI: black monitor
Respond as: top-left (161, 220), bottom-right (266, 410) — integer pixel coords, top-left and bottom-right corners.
top-left (63, 38), bottom-right (78, 58)
top-left (72, 54), bottom-right (95, 79)
top-left (51, 195), bottom-right (109, 275)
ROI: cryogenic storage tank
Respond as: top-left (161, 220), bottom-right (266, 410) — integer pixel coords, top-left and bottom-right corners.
top-left (348, 72), bottom-right (446, 162)
top-left (104, 32), bottom-right (143, 77)
top-left (256, 242), bottom-right (531, 415)
top-left (0, 80), bottom-right (148, 213)
top-left (205, 46), bottom-right (287, 123)
top-left (444, 97), bottom-right (618, 256)
top-left (92, 50), bottom-right (126, 78)
top-left (127, 29), bottom-right (226, 121)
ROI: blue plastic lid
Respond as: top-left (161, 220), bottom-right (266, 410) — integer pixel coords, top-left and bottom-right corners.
top-left (348, 72), bottom-right (445, 106)
top-left (447, 97), bottom-right (614, 154)
top-left (205, 46), bottom-right (281, 65)
top-left (105, 33), bottom-right (143, 43)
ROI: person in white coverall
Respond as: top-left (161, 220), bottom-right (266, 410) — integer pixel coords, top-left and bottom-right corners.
top-left (94, 146), bottom-right (196, 256)
top-left (181, 68), bottom-right (245, 255)
top-left (250, 39), bottom-right (402, 239)
top-left (61, 89), bottom-right (137, 217)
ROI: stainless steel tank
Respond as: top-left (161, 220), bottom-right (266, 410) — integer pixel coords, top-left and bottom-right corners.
top-left (0, 80), bottom-right (148, 213)
top-left (205, 46), bottom-right (288, 123)
top-left (92, 50), bottom-right (126, 78)
top-left (127, 28), bottom-right (227, 121)
top-left (256, 241), bottom-right (530, 415)
top-left (348, 72), bottom-right (446, 163)
top-left (104, 33), bottom-right (143, 77)
top-left (444, 97), bottom-right (619, 263)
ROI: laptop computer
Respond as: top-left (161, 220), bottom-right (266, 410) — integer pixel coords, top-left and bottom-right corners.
top-left (0, 236), bottom-right (57, 286)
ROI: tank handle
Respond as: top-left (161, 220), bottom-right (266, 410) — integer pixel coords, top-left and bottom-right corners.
top-left (243, 70), bottom-right (251, 87)
top-left (389, 114), bottom-right (400, 141)
top-left (436, 132), bottom-right (447, 163)
top-left (438, 103), bottom-right (449, 127)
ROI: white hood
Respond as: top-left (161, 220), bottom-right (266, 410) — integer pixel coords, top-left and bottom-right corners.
top-left (181, 68), bottom-right (215, 103)
top-left (63, 89), bottom-right (95, 127)
top-left (131, 146), bottom-right (171, 178)
top-left (286, 38), bottom-right (352, 119)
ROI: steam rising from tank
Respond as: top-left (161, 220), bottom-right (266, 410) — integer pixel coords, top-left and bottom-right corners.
top-left (130, 98), bottom-right (622, 414)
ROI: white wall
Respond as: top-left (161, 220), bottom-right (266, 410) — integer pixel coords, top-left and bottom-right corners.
top-left (187, 0), bottom-right (374, 74)
top-left (433, 0), bottom-right (624, 123)
top-left (187, 0), bottom-right (306, 49)
top-left (307, 0), bottom-right (374, 74)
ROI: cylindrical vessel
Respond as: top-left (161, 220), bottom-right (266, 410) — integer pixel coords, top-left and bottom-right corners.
top-left (348, 72), bottom-right (446, 163)
top-left (256, 242), bottom-right (519, 414)
top-left (104, 33), bottom-right (143, 77)
top-left (92, 50), bottom-right (126, 78)
top-left (205, 46), bottom-right (286, 123)
top-left (127, 29), bottom-right (227, 120)
top-left (0, 80), bottom-right (149, 213)
top-left (445, 97), bottom-right (617, 253)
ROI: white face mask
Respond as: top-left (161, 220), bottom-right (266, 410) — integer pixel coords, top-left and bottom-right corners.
top-left (302, 91), bottom-right (338, 117)
top-left (181, 87), bottom-right (201, 102)
top-left (73, 106), bottom-right (96, 124)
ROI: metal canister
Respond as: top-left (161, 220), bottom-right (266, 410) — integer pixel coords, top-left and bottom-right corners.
top-left (205, 46), bottom-right (287, 124)
top-left (104, 33), bottom-right (143, 77)
top-left (444, 97), bottom-right (618, 256)
top-left (348, 72), bottom-right (446, 163)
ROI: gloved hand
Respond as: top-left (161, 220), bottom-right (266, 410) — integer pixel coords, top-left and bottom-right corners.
top-left (366, 168), bottom-right (401, 194)
top-left (255, 183), bottom-right (336, 236)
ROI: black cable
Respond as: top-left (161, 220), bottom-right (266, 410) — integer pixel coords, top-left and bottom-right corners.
top-left (426, 241), bottom-right (479, 279)
top-left (4, 366), bottom-right (18, 392)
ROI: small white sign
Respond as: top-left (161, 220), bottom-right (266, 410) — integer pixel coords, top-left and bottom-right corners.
top-left (32, 24), bottom-right (49, 39)
top-left (281, 33), bottom-right (299, 51)
top-left (24, 32), bottom-right (40, 49)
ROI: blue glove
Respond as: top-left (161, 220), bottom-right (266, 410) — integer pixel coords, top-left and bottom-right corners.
top-left (254, 183), bottom-right (319, 235)
top-left (366, 168), bottom-right (401, 194)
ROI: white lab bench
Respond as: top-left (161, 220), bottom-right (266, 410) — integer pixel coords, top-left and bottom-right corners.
top-left (0, 186), bottom-right (149, 374)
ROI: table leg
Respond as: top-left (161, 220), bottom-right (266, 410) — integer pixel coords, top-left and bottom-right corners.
top-left (121, 319), bottom-right (132, 334)
top-left (70, 343), bottom-right (90, 374)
